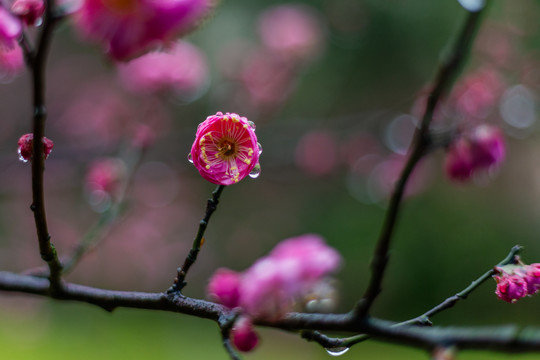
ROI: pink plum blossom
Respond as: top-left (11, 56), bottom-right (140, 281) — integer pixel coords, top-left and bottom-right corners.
top-left (189, 112), bottom-right (260, 185)
top-left (258, 4), bottom-right (325, 63)
top-left (10, 0), bottom-right (45, 26)
top-left (207, 234), bottom-right (341, 320)
top-left (17, 133), bottom-right (54, 162)
top-left (73, 0), bottom-right (213, 60)
top-left (445, 124), bottom-right (505, 182)
top-left (0, 7), bottom-right (22, 46)
top-left (523, 264), bottom-right (540, 295)
top-left (230, 317), bottom-right (259, 352)
top-left (117, 41), bottom-right (208, 98)
top-left (494, 273), bottom-right (528, 303)
top-left (207, 268), bottom-right (241, 309)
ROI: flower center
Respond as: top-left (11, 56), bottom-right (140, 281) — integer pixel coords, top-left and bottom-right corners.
top-left (101, 0), bottom-right (137, 14)
top-left (218, 139), bottom-right (237, 158)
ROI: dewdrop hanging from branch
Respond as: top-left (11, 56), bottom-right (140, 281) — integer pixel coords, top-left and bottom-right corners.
top-left (189, 112), bottom-right (261, 185)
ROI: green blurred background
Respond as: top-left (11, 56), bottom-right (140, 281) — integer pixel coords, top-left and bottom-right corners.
top-left (1, 0), bottom-right (540, 359)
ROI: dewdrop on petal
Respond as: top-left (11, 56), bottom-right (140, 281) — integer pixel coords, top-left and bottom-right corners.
top-left (17, 133), bottom-right (54, 162)
top-left (189, 112), bottom-right (261, 185)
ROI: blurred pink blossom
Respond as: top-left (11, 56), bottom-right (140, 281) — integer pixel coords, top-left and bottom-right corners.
top-left (207, 234), bottom-right (341, 320)
top-left (523, 264), bottom-right (540, 295)
top-left (117, 41), bottom-right (208, 98)
top-left (10, 0), bottom-right (44, 26)
top-left (73, 0), bottom-right (213, 60)
top-left (449, 69), bottom-right (504, 120)
top-left (444, 124), bottom-right (505, 182)
top-left (207, 268), bottom-right (241, 309)
top-left (17, 133), bottom-right (54, 162)
top-left (85, 158), bottom-right (126, 195)
top-left (258, 4), bottom-right (325, 64)
top-left (295, 130), bottom-right (338, 177)
top-left (0, 41), bottom-right (24, 81)
top-left (240, 49), bottom-right (296, 106)
top-left (189, 112), bottom-right (260, 185)
top-left (0, 6), bottom-right (22, 46)
top-left (231, 317), bottom-right (259, 352)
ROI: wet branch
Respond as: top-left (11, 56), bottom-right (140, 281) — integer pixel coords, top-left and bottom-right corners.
top-left (28, 0), bottom-right (63, 289)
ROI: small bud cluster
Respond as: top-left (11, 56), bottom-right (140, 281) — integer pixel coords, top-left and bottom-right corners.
top-left (17, 133), bottom-right (54, 162)
top-left (207, 234), bottom-right (341, 352)
top-left (444, 124), bottom-right (505, 182)
top-left (493, 263), bottom-right (540, 303)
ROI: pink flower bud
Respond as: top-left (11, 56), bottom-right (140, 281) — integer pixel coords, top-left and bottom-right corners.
top-left (189, 112), bottom-right (261, 185)
top-left (444, 124), bottom-right (505, 182)
top-left (231, 317), bottom-right (259, 353)
top-left (469, 125), bottom-right (505, 169)
top-left (17, 133), bottom-right (54, 162)
top-left (524, 263), bottom-right (540, 295)
top-left (494, 273), bottom-right (528, 303)
top-left (444, 137), bottom-right (474, 182)
top-left (10, 0), bottom-right (45, 26)
top-left (207, 268), bottom-right (241, 309)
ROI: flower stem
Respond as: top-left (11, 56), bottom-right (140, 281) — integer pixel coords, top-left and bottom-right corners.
top-left (169, 184), bottom-right (226, 293)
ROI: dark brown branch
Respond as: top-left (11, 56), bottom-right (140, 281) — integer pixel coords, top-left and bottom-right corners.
top-left (29, 0), bottom-right (63, 288)
top-left (356, 6), bottom-right (487, 319)
top-left (170, 184), bottom-right (226, 293)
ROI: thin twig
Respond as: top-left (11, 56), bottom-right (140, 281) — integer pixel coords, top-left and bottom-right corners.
top-left (29, 0), bottom-right (63, 290)
top-left (62, 146), bottom-right (146, 274)
top-left (304, 245), bottom-right (520, 350)
top-left (169, 185), bottom-right (226, 293)
top-left (356, 7), bottom-right (488, 319)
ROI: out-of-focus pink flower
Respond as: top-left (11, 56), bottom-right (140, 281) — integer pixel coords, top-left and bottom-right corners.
top-left (0, 41), bottom-right (24, 81)
top-left (207, 234), bottom-right (341, 321)
top-left (468, 124), bottom-right (505, 168)
top-left (189, 112), bottom-right (260, 185)
top-left (449, 69), bottom-right (504, 120)
top-left (117, 41), bottom-right (208, 98)
top-left (85, 158), bottom-right (126, 195)
top-left (444, 137), bottom-right (474, 181)
top-left (295, 130), bottom-right (338, 177)
top-left (445, 124), bottom-right (505, 182)
top-left (0, 7), bottom-right (22, 46)
top-left (494, 273), bottom-right (528, 303)
top-left (10, 0), bottom-right (45, 26)
top-left (258, 4), bottom-right (325, 63)
top-left (131, 123), bottom-right (155, 149)
top-left (239, 235), bottom-right (341, 319)
top-left (207, 268), bottom-right (241, 309)
top-left (17, 133), bottom-right (54, 162)
top-left (241, 49), bottom-right (296, 106)
top-left (524, 263), bottom-right (540, 295)
top-left (73, 0), bottom-right (213, 60)
top-left (230, 317), bottom-right (259, 352)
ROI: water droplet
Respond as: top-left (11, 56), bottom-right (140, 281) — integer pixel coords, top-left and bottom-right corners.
top-left (187, 153), bottom-right (193, 164)
top-left (18, 149), bottom-right (28, 163)
top-left (325, 347), bottom-right (349, 356)
top-left (257, 142), bottom-right (263, 155)
top-left (457, 0), bottom-right (485, 12)
top-left (249, 163), bottom-right (261, 179)
top-left (248, 121), bottom-right (256, 130)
